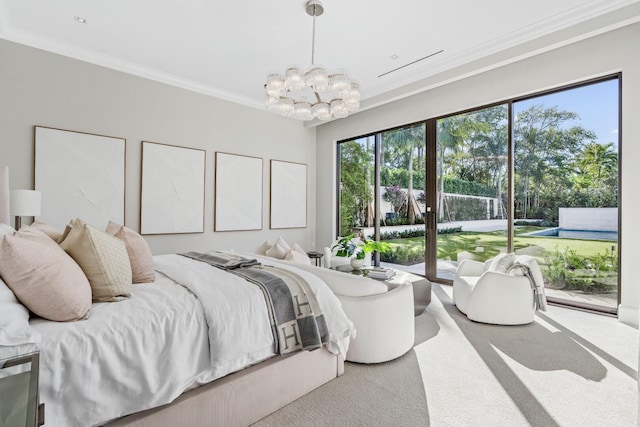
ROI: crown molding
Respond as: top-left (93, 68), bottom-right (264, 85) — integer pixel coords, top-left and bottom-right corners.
top-left (0, 27), bottom-right (266, 112)
top-left (361, 1), bottom-right (640, 105)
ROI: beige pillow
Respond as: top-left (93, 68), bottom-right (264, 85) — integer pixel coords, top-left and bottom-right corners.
top-left (0, 234), bottom-right (92, 321)
top-left (30, 220), bottom-right (64, 243)
top-left (105, 221), bottom-right (155, 284)
top-left (60, 219), bottom-right (132, 302)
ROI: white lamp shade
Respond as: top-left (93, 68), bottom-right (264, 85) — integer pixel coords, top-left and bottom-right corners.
top-left (10, 190), bottom-right (42, 217)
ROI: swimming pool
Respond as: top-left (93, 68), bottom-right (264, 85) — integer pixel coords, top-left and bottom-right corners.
top-left (524, 227), bottom-right (618, 241)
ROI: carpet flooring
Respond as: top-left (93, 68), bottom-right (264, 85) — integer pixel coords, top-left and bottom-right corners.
top-left (253, 284), bottom-right (638, 426)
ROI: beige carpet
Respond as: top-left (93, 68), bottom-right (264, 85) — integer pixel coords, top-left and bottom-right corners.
top-left (253, 284), bottom-right (638, 426)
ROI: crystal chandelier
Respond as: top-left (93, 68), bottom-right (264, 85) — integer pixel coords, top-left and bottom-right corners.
top-left (264, 0), bottom-right (360, 121)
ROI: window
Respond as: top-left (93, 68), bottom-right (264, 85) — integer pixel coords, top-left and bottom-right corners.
top-left (336, 75), bottom-right (620, 313)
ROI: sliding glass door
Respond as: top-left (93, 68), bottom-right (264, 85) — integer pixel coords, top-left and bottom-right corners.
top-left (336, 75), bottom-right (620, 313)
top-left (337, 136), bottom-right (375, 237)
top-left (512, 79), bottom-right (619, 312)
top-left (433, 105), bottom-right (509, 280)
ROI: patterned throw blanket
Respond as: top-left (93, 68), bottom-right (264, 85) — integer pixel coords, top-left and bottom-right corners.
top-left (180, 251), bottom-right (328, 354)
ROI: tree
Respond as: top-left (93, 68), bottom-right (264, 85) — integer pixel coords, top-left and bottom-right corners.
top-left (574, 142), bottom-right (617, 186)
top-left (382, 125), bottom-right (425, 224)
top-left (339, 140), bottom-right (373, 234)
top-left (436, 112), bottom-right (493, 221)
top-left (513, 105), bottom-right (596, 219)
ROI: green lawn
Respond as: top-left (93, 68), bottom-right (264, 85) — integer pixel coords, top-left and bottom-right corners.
top-left (383, 226), bottom-right (618, 293)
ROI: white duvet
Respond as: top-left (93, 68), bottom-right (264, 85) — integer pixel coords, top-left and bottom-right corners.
top-left (30, 253), bottom-right (354, 427)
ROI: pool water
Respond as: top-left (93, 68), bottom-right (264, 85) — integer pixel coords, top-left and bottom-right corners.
top-left (525, 227), bottom-right (618, 241)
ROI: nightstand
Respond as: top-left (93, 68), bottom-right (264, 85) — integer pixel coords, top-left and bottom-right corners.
top-left (307, 251), bottom-right (324, 267)
top-left (0, 351), bottom-right (44, 426)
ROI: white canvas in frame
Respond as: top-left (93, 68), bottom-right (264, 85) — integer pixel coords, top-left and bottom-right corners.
top-left (270, 160), bottom-right (307, 229)
top-left (35, 126), bottom-right (125, 230)
top-left (214, 152), bottom-right (263, 231)
top-left (140, 142), bottom-right (205, 234)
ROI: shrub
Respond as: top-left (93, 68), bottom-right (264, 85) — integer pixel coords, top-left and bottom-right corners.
top-left (380, 244), bottom-right (425, 265)
top-left (543, 246), bottom-right (617, 293)
top-left (371, 226), bottom-right (461, 241)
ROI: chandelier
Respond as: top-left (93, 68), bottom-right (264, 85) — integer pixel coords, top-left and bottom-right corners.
top-left (264, 0), bottom-right (360, 121)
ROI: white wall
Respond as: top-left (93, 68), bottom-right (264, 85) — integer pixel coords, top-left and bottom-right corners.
top-left (315, 23), bottom-right (640, 326)
top-left (559, 208), bottom-right (618, 232)
top-left (0, 39), bottom-right (317, 255)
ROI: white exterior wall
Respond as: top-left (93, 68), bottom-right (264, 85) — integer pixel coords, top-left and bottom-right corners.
top-left (559, 208), bottom-right (618, 232)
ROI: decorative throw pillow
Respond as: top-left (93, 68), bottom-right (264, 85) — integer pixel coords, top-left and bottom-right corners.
top-left (14, 225), bottom-right (59, 247)
top-left (60, 219), bottom-right (132, 302)
top-left (256, 240), bottom-right (273, 255)
top-left (30, 219), bottom-right (64, 243)
top-left (290, 243), bottom-right (312, 264)
top-left (0, 233), bottom-right (92, 321)
top-left (284, 248), bottom-right (312, 265)
top-left (105, 221), bottom-right (155, 283)
top-left (266, 241), bottom-right (289, 259)
top-left (275, 236), bottom-right (291, 251)
top-left (488, 252), bottom-right (516, 273)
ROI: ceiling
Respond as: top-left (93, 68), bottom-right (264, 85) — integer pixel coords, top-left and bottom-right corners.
top-left (1, 0), bottom-right (639, 121)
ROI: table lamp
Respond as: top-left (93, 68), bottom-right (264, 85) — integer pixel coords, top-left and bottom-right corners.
top-left (10, 190), bottom-right (41, 230)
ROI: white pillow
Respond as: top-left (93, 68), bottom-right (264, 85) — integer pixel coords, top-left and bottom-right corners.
top-left (256, 240), bottom-right (272, 256)
top-left (275, 236), bottom-right (291, 252)
top-left (289, 243), bottom-right (312, 264)
top-left (0, 277), bottom-right (41, 346)
top-left (0, 223), bottom-right (15, 237)
top-left (488, 252), bottom-right (515, 273)
top-left (284, 248), bottom-right (312, 265)
top-left (266, 241), bottom-right (289, 259)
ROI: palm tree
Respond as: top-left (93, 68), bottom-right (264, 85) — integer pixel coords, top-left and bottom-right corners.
top-left (575, 142), bottom-right (617, 184)
top-left (382, 125), bottom-right (425, 224)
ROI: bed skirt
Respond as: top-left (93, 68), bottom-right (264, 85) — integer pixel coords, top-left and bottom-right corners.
top-left (108, 348), bottom-right (344, 427)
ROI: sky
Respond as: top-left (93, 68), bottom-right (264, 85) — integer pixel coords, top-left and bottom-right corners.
top-left (513, 78), bottom-right (619, 149)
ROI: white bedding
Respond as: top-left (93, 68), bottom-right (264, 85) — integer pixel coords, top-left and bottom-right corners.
top-left (30, 253), bottom-right (354, 427)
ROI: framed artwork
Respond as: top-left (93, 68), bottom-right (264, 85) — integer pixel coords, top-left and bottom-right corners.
top-left (35, 126), bottom-right (125, 230)
top-left (140, 141), bottom-right (206, 234)
top-left (270, 160), bottom-right (307, 229)
top-left (214, 152), bottom-right (263, 231)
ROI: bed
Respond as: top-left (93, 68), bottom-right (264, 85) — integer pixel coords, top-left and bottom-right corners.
top-left (1, 246), bottom-right (355, 427)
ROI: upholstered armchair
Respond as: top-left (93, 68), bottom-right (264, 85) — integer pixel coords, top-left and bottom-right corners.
top-left (337, 281), bottom-right (415, 363)
top-left (453, 255), bottom-right (542, 325)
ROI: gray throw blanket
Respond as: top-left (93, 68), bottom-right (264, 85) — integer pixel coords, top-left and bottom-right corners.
top-left (180, 251), bottom-right (328, 354)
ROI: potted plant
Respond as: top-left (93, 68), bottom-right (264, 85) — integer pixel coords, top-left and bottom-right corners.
top-left (331, 234), bottom-right (390, 269)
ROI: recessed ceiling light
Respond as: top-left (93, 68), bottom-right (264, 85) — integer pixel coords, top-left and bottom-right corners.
top-left (74, 16), bottom-right (87, 24)
top-left (390, 54), bottom-right (399, 60)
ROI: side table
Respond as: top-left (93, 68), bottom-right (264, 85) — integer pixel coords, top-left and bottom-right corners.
top-left (306, 251), bottom-right (324, 267)
top-left (0, 351), bottom-right (44, 426)
top-left (383, 270), bottom-right (432, 316)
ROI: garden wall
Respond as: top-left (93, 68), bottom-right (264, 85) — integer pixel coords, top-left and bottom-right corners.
top-left (559, 207), bottom-right (618, 232)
